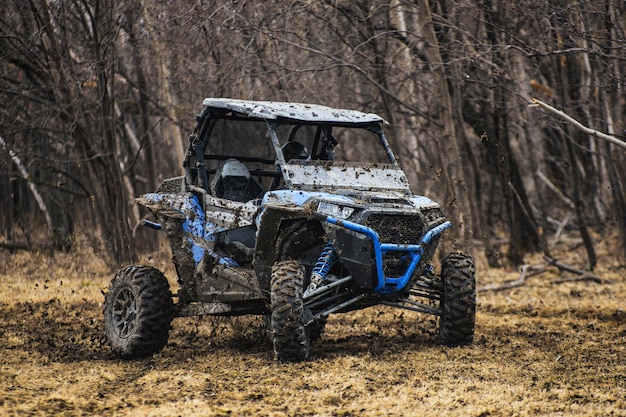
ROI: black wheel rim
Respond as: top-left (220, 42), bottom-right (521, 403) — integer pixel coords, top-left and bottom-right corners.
top-left (112, 287), bottom-right (137, 338)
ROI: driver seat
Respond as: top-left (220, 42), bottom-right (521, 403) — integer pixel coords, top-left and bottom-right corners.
top-left (210, 159), bottom-right (264, 202)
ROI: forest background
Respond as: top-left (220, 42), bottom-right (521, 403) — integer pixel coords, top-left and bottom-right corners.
top-left (1, 0), bottom-right (625, 269)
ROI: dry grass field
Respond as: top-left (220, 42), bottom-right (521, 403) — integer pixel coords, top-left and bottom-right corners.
top-left (1, 235), bottom-right (625, 416)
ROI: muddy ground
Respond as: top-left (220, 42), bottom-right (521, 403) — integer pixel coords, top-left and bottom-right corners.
top-left (1, 237), bottom-right (625, 416)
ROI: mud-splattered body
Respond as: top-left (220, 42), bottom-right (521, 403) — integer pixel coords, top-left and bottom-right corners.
top-left (104, 99), bottom-right (476, 361)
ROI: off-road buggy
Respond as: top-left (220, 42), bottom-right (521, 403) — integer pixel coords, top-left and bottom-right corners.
top-left (103, 98), bottom-right (476, 362)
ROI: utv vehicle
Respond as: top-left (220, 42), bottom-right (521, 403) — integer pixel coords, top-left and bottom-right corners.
top-left (103, 98), bottom-right (476, 362)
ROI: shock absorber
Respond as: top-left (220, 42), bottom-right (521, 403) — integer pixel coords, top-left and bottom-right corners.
top-left (306, 242), bottom-right (338, 294)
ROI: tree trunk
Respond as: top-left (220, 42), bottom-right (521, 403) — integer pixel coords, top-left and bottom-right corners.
top-left (0, 135), bottom-right (54, 237)
top-left (417, 0), bottom-right (472, 249)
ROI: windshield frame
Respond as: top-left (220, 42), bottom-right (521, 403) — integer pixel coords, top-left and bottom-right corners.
top-left (267, 120), bottom-right (406, 192)
top-left (268, 120), bottom-right (398, 166)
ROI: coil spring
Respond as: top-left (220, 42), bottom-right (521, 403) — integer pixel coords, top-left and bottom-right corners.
top-left (311, 242), bottom-right (338, 280)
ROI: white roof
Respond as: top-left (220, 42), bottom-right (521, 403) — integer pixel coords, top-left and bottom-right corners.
top-left (202, 98), bottom-right (385, 124)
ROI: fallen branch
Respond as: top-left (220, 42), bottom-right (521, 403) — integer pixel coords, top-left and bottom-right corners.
top-left (551, 275), bottom-right (603, 284)
top-left (479, 256), bottom-right (605, 292)
top-left (536, 170), bottom-right (575, 209)
top-left (0, 240), bottom-right (32, 251)
top-left (478, 263), bottom-right (547, 292)
top-left (530, 98), bottom-right (626, 151)
top-left (543, 256), bottom-right (604, 283)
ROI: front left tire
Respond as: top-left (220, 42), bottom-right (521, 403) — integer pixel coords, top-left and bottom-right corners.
top-left (104, 265), bottom-right (173, 358)
top-left (270, 260), bottom-right (310, 362)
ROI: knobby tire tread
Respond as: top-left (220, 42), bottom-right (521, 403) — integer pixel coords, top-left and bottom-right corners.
top-left (270, 260), bottom-right (310, 362)
top-left (104, 265), bottom-right (173, 358)
top-left (439, 253), bottom-right (476, 347)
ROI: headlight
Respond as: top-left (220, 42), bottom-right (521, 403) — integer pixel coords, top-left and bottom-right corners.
top-left (317, 202), bottom-right (354, 219)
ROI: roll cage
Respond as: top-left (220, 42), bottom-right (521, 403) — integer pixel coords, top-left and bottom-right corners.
top-left (183, 102), bottom-right (399, 196)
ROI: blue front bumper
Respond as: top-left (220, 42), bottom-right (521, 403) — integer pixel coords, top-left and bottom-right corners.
top-left (322, 216), bottom-right (452, 294)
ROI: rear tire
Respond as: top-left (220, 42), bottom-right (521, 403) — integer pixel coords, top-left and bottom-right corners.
top-left (439, 253), bottom-right (476, 346)
top-left (104, 265), bottom-right (173, 358)
top-left (270, 260), bottom-right (310, 362)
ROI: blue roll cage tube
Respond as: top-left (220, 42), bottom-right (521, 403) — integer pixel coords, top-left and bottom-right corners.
top-left (321, 215), bottom-right (452, 294)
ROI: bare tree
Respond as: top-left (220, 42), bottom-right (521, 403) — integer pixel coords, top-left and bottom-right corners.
top-left (1, 0), bottom-right (624, 267)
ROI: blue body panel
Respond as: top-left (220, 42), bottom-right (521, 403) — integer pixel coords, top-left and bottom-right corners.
top-left (143, 189), bottom-right (450, 294)
top-left (141, 192), bottom-right (238, 267)
top-left (261, 189), bottom-right (354, 207)
top-left (261, 190), bottom-right (450, 294)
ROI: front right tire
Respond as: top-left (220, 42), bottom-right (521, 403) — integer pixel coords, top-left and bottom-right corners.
top-left (270, 260), bottom-right (310, 362)
top-left (438, 253), bottom-right (476, 346)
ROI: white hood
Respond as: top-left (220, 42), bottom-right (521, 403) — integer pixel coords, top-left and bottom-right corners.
top-left (282, 162), bottom-right (411, 193)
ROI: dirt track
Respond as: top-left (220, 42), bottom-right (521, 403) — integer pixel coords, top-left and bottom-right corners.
top-left (1, 244), bottom-right (625, 416)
